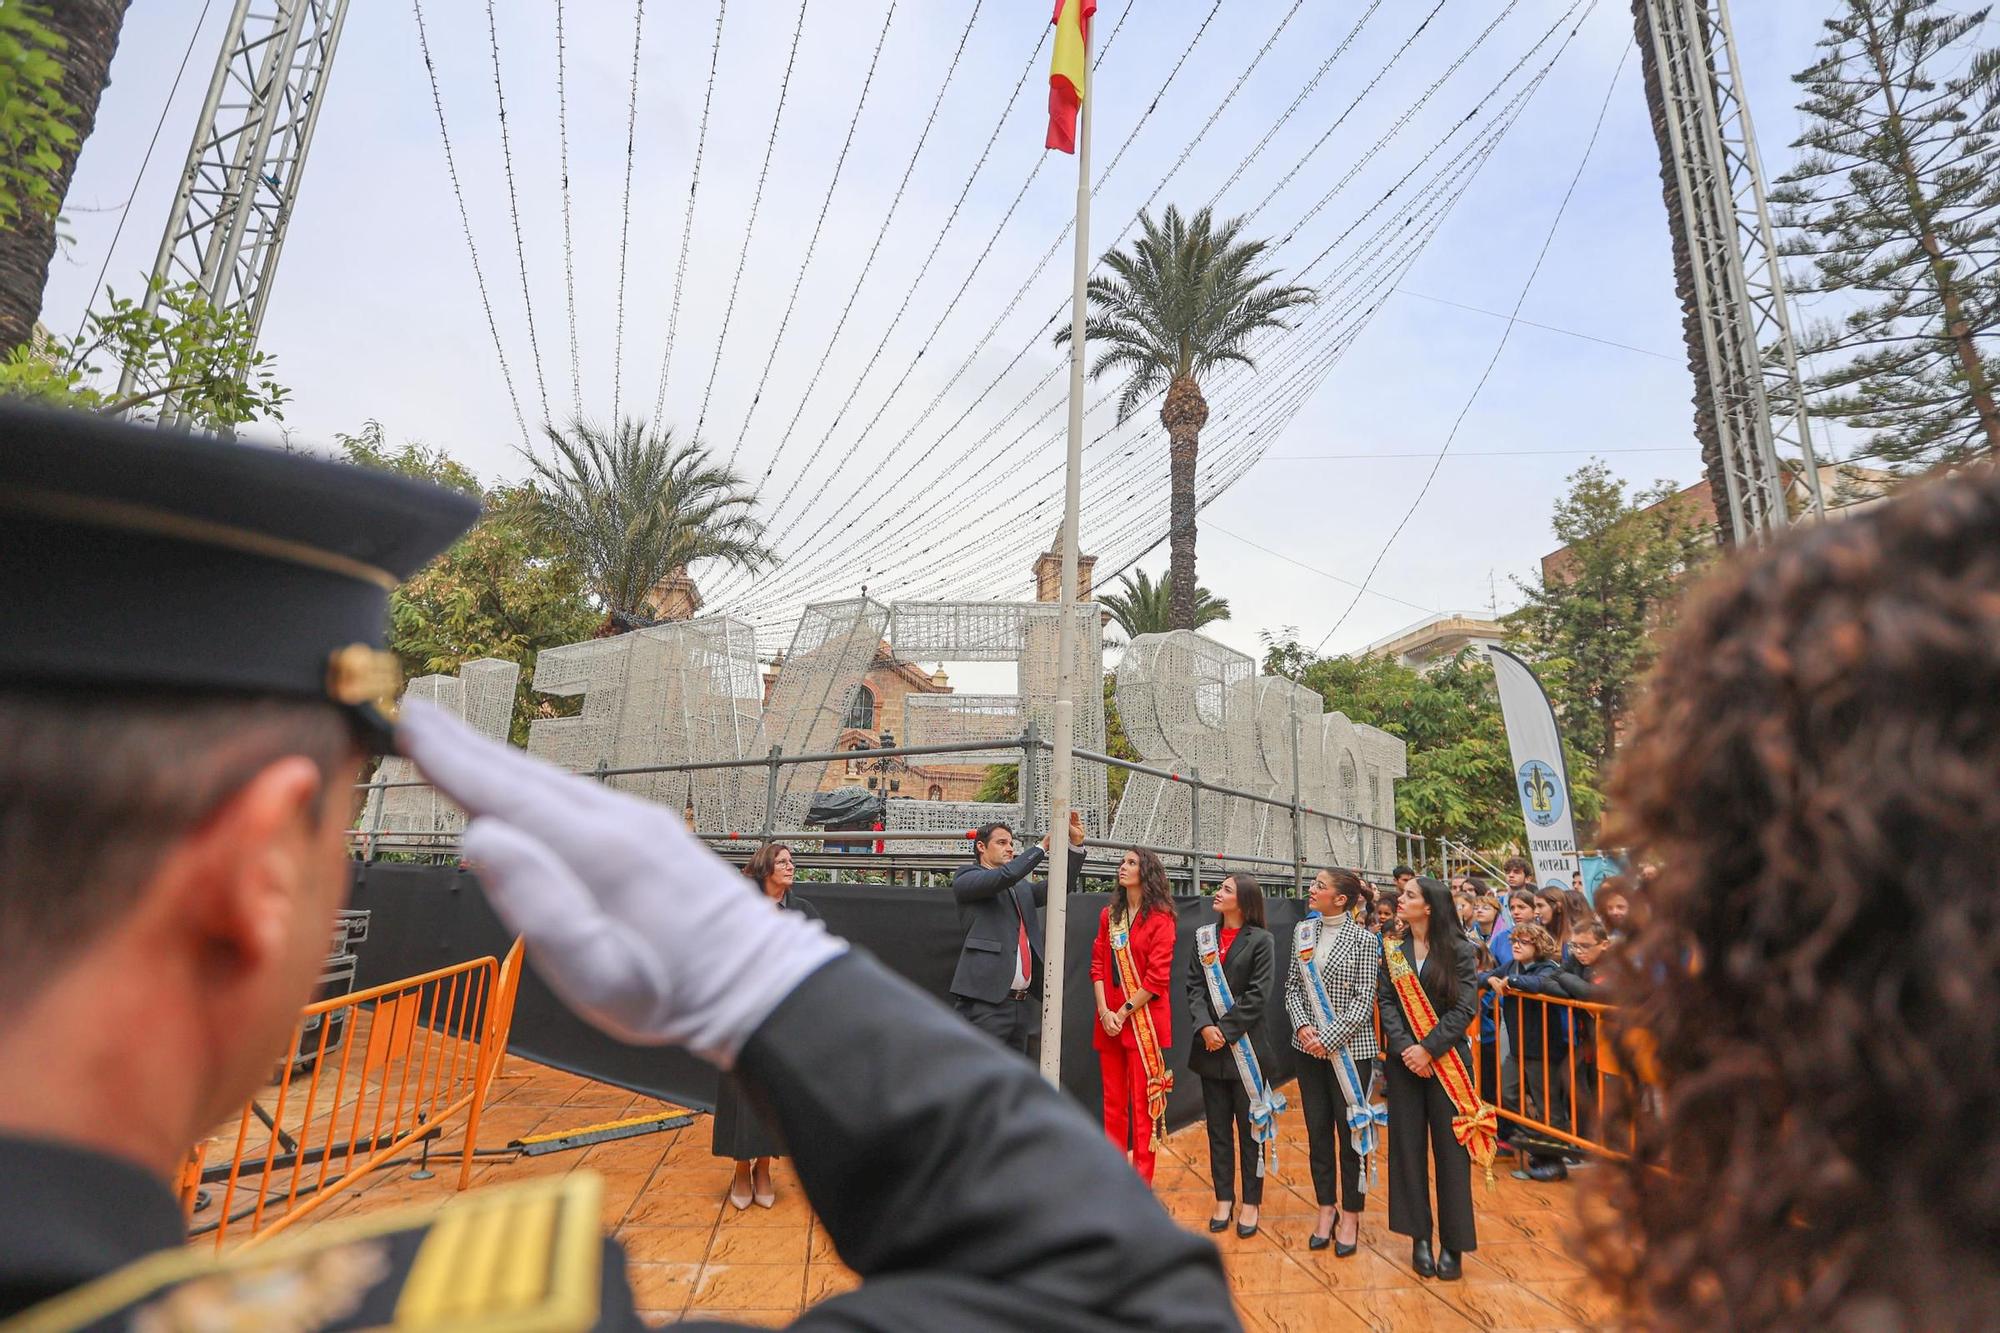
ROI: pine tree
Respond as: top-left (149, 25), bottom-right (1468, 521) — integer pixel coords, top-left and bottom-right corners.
top-left (1772, 0), bottom-right (2000, 467)
top-left (1506, 462), bottom-right (1713, 778)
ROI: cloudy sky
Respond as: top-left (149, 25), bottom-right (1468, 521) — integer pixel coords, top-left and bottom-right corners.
top-left (46, 0), bottom-right (1848, 665)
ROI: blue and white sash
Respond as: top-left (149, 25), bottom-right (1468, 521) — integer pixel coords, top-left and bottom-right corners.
top-left (1197, 923), bottom-right (1286, 1177)
top-left (1295, 913), bottom-right (1390, 1192)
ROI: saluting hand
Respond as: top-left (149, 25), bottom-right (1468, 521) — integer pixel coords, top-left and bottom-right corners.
top-left (399, 701), bottom-right (846, 1067)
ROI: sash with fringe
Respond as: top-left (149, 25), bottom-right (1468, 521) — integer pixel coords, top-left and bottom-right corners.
top-left (1294, 913), bottom-right (1389, 1190)
top-left (1384, 938), bottom-right (1498, 1170)
top-left (1110, 914), bottom-right (1173, 1137)
top-left (1196, 923), bottom-right (1286, 1177)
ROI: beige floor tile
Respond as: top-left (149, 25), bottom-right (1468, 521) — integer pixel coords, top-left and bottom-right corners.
top-left (803, 1264), bottom-right (861, 1304)
top-left (1238, 1291), bottom-right (1374, 1332)
top-left (615, 1226), bottom-right (716, 1265)
top-left (708, 1226), bottom-right (808, 1265)
top-left (1335, 1287), bottom-right (1482, 1333)
top-left (1461, 1241), bottom-right (1587, 1284)
top-left (680, 1308), bottom-right (799, 1328)
top-left (1223, 1252), bottom-right (1327, 1296)
top-left (691, 1263), bottom-right (807, 1310)
top-left (626, 1189), bottom-right (731, 1229)
top-left (623, 1262), bottom-right (700, 1310)
top-left (1433, 1278), bottom-right (1573, 1329)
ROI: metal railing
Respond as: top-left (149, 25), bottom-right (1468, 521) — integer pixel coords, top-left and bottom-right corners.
top-left (182, 939), bottom-right (525, 1248)
top-left (1469, 987), bottom-right (1633, 1161)
top-left (351, 728), bottom-right (1429, 895)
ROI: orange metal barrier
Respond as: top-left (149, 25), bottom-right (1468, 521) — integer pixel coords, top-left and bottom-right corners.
top-left (185, 938), bottom-right (525, 1249)
top-left (1469, 988), bottom-right (1634, 1161)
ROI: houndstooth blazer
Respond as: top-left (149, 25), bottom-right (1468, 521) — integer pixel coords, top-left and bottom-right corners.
top-left (1284, 912), bottom-right (1382, 1062)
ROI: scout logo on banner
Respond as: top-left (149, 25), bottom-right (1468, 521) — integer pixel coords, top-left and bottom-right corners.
top-left (1485, 647), bottom-right (1580, 888)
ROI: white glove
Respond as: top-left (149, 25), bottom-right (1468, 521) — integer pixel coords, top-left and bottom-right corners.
top-left (397, 699), bottom-right (846, 1067)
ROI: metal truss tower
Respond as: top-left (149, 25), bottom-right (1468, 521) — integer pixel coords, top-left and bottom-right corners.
top-left (1635, 0), bottom-right (1824, 544)
top-left (119, 0), bottom-right (353, 424)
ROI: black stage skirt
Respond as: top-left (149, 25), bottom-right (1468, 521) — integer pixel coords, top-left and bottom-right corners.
top-left (711, 1073), bottom-right (788, 1161)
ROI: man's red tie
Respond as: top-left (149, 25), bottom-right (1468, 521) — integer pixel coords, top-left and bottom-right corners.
top-left (1018, 917), bottom-right (1032, 982)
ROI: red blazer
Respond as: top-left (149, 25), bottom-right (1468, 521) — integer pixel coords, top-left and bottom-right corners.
top-left (1091, 904), bottom-right (1177, 1051)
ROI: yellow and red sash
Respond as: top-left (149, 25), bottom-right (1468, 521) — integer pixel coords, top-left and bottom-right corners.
top-left (1383, 941), bottom-right (1498, 1170)
top-left (1110, 916), bottom-right (1173, 1135)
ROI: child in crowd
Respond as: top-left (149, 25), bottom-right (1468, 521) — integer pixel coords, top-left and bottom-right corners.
top-left (1509, 916), bottom-right (1611, 1146)
top-left (1593, 876), bottom-right (1633, 939)
top-left (1489, 923), bottom-right (1570, 1181)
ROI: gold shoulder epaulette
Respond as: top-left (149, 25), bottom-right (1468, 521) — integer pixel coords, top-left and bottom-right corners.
top-left (7, 1172), bottom-right (604, 1333)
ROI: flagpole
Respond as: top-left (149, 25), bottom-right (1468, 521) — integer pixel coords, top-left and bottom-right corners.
top-left (1038, 20), bottom-right (1091, 1089)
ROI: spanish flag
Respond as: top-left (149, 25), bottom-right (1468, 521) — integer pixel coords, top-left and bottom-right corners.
top-left (1046, 0), bottom-right (1096, 154)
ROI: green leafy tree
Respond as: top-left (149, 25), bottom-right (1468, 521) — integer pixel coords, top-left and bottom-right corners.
top-left (0, 278), bottom-right (289, 430)
top-left (530, 417), bottom-right (774, 617)
top-left (1055, 205), bottom-right (1313, 628)
top-left (340, 422), bottom-right (598, 743)
top-left (1773, 0), bottom-right (2000, 466)
top-left (0, 0), bottom-right (129, 352)
top-left (1259, 632), bottom-right (1586, 854)
top-left (1506, 461), bottom-right (1713, 781)
top-left (1099, 568), bottom-right (1229, 640)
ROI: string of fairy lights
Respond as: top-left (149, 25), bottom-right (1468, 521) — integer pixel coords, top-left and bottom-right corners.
top-left (408, 0), bottom-right (1620, 654)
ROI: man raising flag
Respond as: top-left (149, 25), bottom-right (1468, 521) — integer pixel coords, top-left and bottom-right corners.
top-left (1047, 0), bottom-right (1097, 153)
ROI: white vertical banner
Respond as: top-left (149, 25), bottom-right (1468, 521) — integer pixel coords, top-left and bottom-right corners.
top-left (1485, 647), bottom-right (1580, 888)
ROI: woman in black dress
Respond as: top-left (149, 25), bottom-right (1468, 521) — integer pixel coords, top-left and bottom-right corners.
top-left (1379, 875), bottom-right (1481, 1281)
top-left (712, 842), bottom-right (818, 1209)
top-left (1182, 874), bottom-right (1278, 1239)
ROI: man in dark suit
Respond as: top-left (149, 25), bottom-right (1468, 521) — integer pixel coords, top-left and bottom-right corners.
top-left (949, 812), bottom-right (1086, 1056)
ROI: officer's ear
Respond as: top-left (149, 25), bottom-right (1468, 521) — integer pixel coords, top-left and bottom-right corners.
top-left (165, 755), bottom-right (335, 979)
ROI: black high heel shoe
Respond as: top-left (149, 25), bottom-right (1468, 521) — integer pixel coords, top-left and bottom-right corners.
top-left (1207, 1213), bottom-right (1231, 1234)
top-left (1411, 1237), bottom-right (1436, 1279)
top-left (1307, 1230), bottom-right (1331, 1251)
top-left (1435, 1248), bottom-right (1463, 1281)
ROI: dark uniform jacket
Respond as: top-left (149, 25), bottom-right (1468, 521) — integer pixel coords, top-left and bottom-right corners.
top-left (0, 951), bottom-right (1237, 1332)
top-left (948, 845), bottom-right (1084, 1004)
top-left (1377, 931), bottom-right (1481, 1068)
top-left (1181, 922), bottom-right (1277, 1081)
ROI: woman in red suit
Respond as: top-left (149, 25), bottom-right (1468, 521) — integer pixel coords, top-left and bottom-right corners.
top-left (1091, 847), bottom-right (1179, 1183)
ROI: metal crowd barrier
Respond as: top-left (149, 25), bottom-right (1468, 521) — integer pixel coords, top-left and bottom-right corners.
top-left (180, 938), bottom-right (526, 1248)
top-left (1469, 988), bottom-right (1634, 1161)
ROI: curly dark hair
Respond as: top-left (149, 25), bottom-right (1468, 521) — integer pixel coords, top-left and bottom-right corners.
top-left (1114, 846), bottom-right (1177, 925)
top-left (1591, 465), bottom-right (2000, 1329)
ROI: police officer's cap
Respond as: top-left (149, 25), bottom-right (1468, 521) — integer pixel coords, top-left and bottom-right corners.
top-left (0, 403), bottom-right (480, 751)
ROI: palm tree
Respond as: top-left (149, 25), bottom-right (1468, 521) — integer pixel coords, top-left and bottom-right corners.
top-left (529, 417), bottom-right (775, 618)
top-left (1057, 204), bottom-right (1312, 629)
top-left (0, 1), bottom-right (133, 352)
top-left (1099, 569), bottom-right (1229, 640)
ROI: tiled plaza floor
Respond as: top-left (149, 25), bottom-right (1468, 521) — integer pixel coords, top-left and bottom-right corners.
top-left (220, 1054), bottom-right (1618, 1330)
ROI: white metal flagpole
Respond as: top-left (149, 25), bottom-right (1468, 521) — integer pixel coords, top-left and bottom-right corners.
top-left (1038, 18), bottom-right (1091, 1089)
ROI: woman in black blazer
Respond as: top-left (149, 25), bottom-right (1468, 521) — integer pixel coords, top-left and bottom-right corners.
top-left (712, 842), bottom-right (820, 1210)
top-left (1182, 874), bottom-right (1279, 1239)
top-left (1379, 875), bottom-right (1482, 1281)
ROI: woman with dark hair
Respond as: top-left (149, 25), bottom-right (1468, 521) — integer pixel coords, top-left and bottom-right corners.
top-left (1091, 847), bottom-right (1178, 1183)
top-left (1533, 887), bottom-right (1572, 960)
top-left (711, 842), bottom-right (819, 1209)
top-left (1590, 467), bottom-right (2000, 1329)
top-left (1183, 874), bottom-right (1279, 1237)
top-left (1284, 868), bottom-right (1382, 1255)
top-left (1378, 875), bottom-right (1488, 1280)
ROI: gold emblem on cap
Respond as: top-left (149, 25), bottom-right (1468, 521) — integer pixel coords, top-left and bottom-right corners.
top-left (326, 644), bottom-right (403, 717)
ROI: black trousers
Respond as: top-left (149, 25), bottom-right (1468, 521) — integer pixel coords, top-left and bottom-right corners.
top-left (1198, 1075), bottom-right (1264, 1206)
top-left (1294, 1054), bottom-right (1367, 1212)
top-left (1384, 1054), bottom-right (1477, 1252)
top-left (953, 993), bottom-right (1037, 1059)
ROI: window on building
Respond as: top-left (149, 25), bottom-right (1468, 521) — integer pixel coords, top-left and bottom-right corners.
top-left (843, 684), bottom-right (876, 732)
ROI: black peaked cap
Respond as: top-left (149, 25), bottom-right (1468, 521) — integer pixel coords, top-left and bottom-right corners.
top-left (0, 403), bottom-right (481, 751)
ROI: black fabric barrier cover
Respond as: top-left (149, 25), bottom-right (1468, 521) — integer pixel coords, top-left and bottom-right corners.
top-left (347, 863), bottom-right (1314, 1133)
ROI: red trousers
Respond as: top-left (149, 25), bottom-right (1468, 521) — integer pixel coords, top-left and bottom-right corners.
top-left (1098, 1042), bottom-right (1157, 1183)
